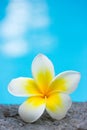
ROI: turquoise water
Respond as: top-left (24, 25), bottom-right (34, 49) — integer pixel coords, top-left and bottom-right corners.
top-left (0, 0), bottom-right (87, 104)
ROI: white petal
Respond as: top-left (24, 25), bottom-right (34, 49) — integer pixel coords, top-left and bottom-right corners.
top-left (32, 54), bottom-right (55, 92)
top-left (19, 96), bottom-right (46, 122)
top-left (49, 71), bottom-right (81, 94)
top-left (8, 77), bottom-right (40, 97)
top-left (46, 93), bottom-right (72, 120)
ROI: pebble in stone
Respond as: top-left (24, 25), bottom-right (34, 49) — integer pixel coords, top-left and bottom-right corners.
top-left (77, 120), bottom-right (87, 130)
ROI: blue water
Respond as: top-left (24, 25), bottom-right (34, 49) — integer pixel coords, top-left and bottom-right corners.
top-left (0, 0), bottom-right (87, 104)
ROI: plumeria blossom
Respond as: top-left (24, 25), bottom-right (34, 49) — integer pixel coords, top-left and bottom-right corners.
top-left (8, 54), bottom-right (81, 123)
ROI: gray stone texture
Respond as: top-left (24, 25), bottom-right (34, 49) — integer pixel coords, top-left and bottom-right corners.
top-left (0, 102), bottom-right (87, 130)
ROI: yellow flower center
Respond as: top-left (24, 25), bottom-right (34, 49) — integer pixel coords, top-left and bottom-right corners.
top-left (42, 93), bottom-right (49, 99)
top-left (40, 87), bottom-right (51, 99)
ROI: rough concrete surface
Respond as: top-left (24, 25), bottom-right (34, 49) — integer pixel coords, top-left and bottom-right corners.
top-left (0, 102), bottom-right (87, 130)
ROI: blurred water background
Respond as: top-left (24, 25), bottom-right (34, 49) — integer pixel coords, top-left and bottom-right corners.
top-left (0, 0), bottom-right (87, 104)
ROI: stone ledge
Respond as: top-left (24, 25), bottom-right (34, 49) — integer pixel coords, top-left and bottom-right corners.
top-left (0, 102), bottom-right (87, 130)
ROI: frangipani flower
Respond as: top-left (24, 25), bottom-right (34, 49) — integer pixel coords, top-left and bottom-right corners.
top-left (8, 54), bottom-right (81, 123)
